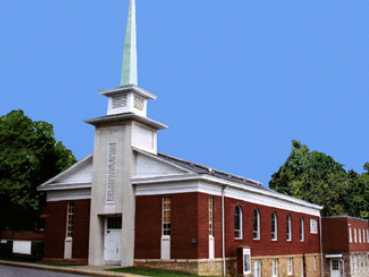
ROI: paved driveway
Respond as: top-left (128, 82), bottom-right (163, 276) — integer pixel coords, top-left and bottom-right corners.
top-left (0, 265), bottom-right (94, 277)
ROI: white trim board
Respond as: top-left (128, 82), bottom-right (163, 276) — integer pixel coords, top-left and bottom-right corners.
top-left (135, 180), bottom-right (321, 217)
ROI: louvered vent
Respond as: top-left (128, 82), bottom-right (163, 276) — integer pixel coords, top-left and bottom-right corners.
top-left (112, 95), bottom-right (127, 109)
top-left (134, 95), bottom-right (144, 111)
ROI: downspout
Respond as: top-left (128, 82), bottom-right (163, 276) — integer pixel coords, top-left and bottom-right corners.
top-left (319, 216), bottom-right (324, 277)
top-left (221, 185), bottom-right (226, 277)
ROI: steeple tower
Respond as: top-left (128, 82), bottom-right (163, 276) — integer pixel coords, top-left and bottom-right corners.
top-left (121, 0), bottom-right (138, 86)
top-left (87, 0), bottom-right (166, 268)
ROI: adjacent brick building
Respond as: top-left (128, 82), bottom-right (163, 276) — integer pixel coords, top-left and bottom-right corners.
top-left (322, 216), bottom-right (369, 277)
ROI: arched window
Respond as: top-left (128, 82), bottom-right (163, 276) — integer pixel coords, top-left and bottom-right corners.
top-left (286, 215), bottom-right (292, 241)
top-left (253, 209), bottom-right (261, 240)
top-left (299, 218), bottom-right (305, 242)
top-left (234, 206), bottom-right (243, 239)
top-left (271, 212), bottom-right (278, 241)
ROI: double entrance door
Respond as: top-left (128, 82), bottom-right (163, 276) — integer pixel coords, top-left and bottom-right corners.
top-left (104, 216), bottom-right (122, 264)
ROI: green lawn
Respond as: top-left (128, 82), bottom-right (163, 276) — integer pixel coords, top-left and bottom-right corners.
top-left (109, 267), bottom-right (206, 277)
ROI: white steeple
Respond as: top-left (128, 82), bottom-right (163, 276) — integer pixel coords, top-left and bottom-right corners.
top-left (121, 0), bottom-right (138, 86)
top-left (102, 0), bottom-right (157, 118)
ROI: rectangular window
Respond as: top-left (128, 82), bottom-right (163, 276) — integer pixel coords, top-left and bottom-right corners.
top-left (361, 229), bottom-right (364, 244)
top-left (367, 229), bottom-right (369, 243)
top-left (66, 201), bottom-right (75, 238)
top-left (359, 229), bottom-right (362, 243)
top-left (234, 206), bottom-right (243, 239)
top-left (243, 249), bottom-right (251, 275)
top-left (300, 218), bottom-right (305, 242)
top-left (253, 260), bottom-right (261, 277)
top-left (301, 258), bottom-right (305, 277)
top-left (310, 218), bottom-right (318, 234)
top-left (272, 259), bottom-right (278, 277)
top-left (349, 227), bottom-right (353, 243)
top-left (313, 256), bottom-right (318, 272)
top-left (286, 216), bottom-right (292, 241)
top-left (107, 216), bottom-right (122, 229)
top-left (162, 197), bottom-right (171, 236)
top-left (271, 213), bottom-right (278, 241)
top-left (354, 229), bottom-right (357, 243)
top-left (209, 196), bottom-right (214, 236)
top-left (287, 257), bottom-right (293, 276)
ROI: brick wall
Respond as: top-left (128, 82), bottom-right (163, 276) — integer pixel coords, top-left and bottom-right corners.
top-left (322, 217), bottom-right (349, 253)
top-left (223, 197), bottom-right (321, 257)
top-left (44, 200), bottom-right (90, 260)
top-left (347, 217), bottom-right (369, 253)
top-left (135, 193), bottom-right (204, 259)
top-left (135, 192), bottom-right (321, 260)
top-left (44, 201), bottom-right (68, 259)
top-left (135, 195), bottom-right (162, 259)
top-left (322, 217), bottom-right (369, 254)
top-left (72, 199), bottom-right (90, 259)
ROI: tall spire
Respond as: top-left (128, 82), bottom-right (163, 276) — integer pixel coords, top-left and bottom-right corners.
top-left (120, 0), bottom-right (138, 87)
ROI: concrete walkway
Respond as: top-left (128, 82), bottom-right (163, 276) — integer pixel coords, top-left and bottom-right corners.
top-left (0, 260), bottom-right (143, 277)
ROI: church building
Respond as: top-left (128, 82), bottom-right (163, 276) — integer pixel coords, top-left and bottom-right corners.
top-left (38, 1), bottom-right (324, 276)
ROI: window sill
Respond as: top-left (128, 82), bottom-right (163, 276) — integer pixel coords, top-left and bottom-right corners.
top-left (234, 237), bottom-right (243, 241)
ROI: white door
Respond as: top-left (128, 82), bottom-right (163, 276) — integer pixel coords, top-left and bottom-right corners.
top-left (330, 259), bottom-right (341, 277)
top-left (253, 260), bottom-right (261, 277)
top-left (104, 217), bottom-right (122, 263)
top-left (209, 235), bottom-right (215, 260)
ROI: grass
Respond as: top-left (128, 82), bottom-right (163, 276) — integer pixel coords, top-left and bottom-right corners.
top-left (109, 267), bottom-right (206, 277)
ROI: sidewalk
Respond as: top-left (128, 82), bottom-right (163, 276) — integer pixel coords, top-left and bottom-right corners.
top-left (0, 259), bottom-right (144, 277)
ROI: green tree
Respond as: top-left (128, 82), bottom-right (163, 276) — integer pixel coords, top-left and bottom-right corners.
top-left (0, 110), bottom-right (76, 230)
top-left (269, 140), bottom-right (354, 216)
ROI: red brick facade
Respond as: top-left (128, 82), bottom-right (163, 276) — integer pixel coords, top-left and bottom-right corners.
top-left (224, 197), bottom-right (321, 257)
top-left (135, 192), bottom-right (321, 260)
top-left (322, 217), bottom-right (369, 254)
top-left (44, 200), bottom-right (90, 260)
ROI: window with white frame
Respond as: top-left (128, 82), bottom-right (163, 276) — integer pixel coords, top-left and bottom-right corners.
top-left (253, 209), bottom-right (261, 240)
top-left (253, 260), bottom-right (261, 277)
top-left (349, 227), bottom-right (353, 243)
top-left (362, 229), bottom-right (366, 244)
top-left (234, 206), bottom-right (243, 239)
top-left (300, 218), bottom-right (305, 242)
top-left (287, 257), bottom-right (294, 276)
top-left (209, 196), bottom-right (214, 236)
top-left (66, 201), bottom-right (75, 238)
top-left (271, 212), bottom-right (278, 241)
top-left (301, 258), bottom-right (305, 277)
top-left (162, 197), bottom-right (171, 236)
top-left (313, 256), bottom-right (318, 272)
top-left (272, 259), bottom-right (278, 277)
top-left (286, 215), bottom-right (292, 241)
top-left (243, 248), bottom-right (251, 275)
top-left (310, 218), bottom-right (318, 234)
top-left (359, 229), bottom-right (362, 243)
top-left (367, 229), bottom-right (369, 243)
top-left (354, 228), bottom-right (357, 243)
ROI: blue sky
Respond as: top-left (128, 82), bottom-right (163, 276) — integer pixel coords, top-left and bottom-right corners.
top-left (1, 0), bottom-right (369, 185)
